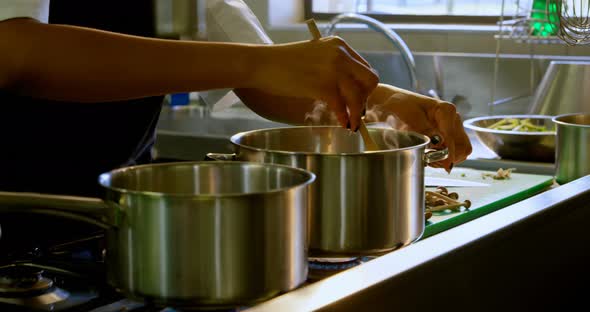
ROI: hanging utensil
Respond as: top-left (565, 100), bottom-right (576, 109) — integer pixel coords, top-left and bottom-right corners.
top-left (557, 0), bottom-right (590, 45)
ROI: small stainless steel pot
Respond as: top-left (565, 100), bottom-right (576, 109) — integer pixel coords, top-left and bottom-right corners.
top-left (0, 161), bottom-right (315, 308)
top-left (208, 126), bottom-right (448, 257)
top-left (553, 113), bottom-right (590, 184)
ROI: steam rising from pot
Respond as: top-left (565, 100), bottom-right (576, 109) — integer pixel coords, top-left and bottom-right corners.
top-left (303, 101), bottom-right (416, 151)
top-left (304, 101), bottom-right (338, 126)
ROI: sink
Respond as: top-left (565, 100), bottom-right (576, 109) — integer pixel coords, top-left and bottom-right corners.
top-left (154, 105), bottom-right (288, 160)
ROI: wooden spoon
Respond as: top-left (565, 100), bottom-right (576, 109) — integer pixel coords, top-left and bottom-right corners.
top-left (305, 19), bottom-right (379, 151)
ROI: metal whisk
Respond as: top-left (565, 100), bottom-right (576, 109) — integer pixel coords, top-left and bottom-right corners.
top-left (557, 0), bottom-right (590, 45)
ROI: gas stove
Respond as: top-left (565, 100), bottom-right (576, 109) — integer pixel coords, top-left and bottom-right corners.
top-left (0, 218), bottom-right (370, 312)
top-left (0, 263), bottom-right (108, 311)
top-left (0, 234), bottom-right (247, 312)
top-left (0, 230), bottom-right (123, 312)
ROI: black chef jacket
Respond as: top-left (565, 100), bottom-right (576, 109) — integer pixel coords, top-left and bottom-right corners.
top-left (0, 0), bottom-right (164, 254)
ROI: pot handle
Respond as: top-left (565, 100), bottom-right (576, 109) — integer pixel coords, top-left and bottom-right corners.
top-left (423, 148), bottom-right (449, 165)
top-left (205, 153), bottom-right (237, 161)
top-left (0, 191), bottom-right (113, 229)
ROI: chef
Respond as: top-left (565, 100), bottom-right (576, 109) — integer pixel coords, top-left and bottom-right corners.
top-left (0, 0), bottom-right (469, 251)
top-left (0, 0), bottom-right (379, 197)
top-left (0, 0), bottom-right (470, 196)
top-left (0, 0), bottom-right (378, 253)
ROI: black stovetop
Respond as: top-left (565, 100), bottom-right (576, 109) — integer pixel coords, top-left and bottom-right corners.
top-left (0, 226), bottom-right (243, 312)
top-left (0, 216), bottom-right (368, 311)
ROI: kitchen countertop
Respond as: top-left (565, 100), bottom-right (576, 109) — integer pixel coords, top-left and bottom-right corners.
top-left (246, 175), bottom-right (590, 311)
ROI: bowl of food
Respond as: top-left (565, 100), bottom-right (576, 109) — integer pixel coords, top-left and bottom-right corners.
top-left (463, 114), bottom-right (556, 162)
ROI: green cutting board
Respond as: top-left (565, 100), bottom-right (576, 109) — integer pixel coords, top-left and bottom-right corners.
top-left (422, 167), bottom-right (555, 239)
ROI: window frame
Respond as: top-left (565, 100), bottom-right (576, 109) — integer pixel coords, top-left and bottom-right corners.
top-left (303, 0), bottom-right (506, 25)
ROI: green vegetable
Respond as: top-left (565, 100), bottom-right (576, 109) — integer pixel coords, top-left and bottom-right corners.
top-left (487, 118), bottom-right (552, 132)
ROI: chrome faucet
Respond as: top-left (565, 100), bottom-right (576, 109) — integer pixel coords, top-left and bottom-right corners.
top-left (324, 13), bottom-right (419, 92)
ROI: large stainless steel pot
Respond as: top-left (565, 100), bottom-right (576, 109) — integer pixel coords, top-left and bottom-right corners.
top-left (208, 126), bottom-right (448, 257)
top-left (0, 161), bottom-right (315, 308)
top-left (553, 113), bottom-right (590, 184)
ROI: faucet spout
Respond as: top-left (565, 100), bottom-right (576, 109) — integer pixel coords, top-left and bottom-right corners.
top-left (325, 13), bottom-right (419, 92)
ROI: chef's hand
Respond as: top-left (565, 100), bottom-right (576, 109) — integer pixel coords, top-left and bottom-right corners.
top-left (366, 84), bottom-right (472, 172)
top-left (252, 36), bottom-right (379, 131)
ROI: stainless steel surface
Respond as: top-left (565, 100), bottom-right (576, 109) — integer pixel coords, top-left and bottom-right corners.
top-left (553, 113), bottom-right (590, 184)
top-left (154, 105), bottom-right (287, 160)
top-left (0, 192), bottom-right (111, 229)
top-left (423, 149), bottom-right (449, 164)
top-left (325, 13), bottom-right (419, 92)
top-left (432, 54), bottom-right (444, 98)
top-left (488, 92), bottom-right (531, 107)
top-left (463, 114), bottom-right (556, 162)
top-left (529, 61), bottom-right (590, 116)
top-left (244, 175), bottom-right (590, 312)
top-left (556, 0), bottom-right (590, 45)
top-left (0, 162), bottom-right (315, 308)
top-left (226, 126), bottom-right (443, 257)
top-left (460, 128), bottom-right (556, 175)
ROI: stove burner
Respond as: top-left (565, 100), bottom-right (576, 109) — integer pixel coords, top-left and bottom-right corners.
top-left (0, 265), bottom-right (70, 310)
top-left (307, 257), bottom-right (364, 281)
top-left (0, 266), bottom-right (54, 296)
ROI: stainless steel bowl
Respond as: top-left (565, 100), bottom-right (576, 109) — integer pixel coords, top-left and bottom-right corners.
top-left (463, 114), bottom-right (556, 162)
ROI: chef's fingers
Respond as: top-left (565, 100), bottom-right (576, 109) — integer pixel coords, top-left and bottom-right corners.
top-left (433, 103), bottom-right (472, 166)
top-left (431, 102), bottom-right (458, 172)
top-left (429, 162), bottom-right (444, 169)
top-left (322, 89), bottom-right (349, 128)
top-left (338, 75), bottom-right (365, 131)
top-left (451, 113), bottom-right (472, 163)
top-left (391, 95), bottom-right (445, 148)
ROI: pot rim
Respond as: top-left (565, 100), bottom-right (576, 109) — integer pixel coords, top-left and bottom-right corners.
top-left (552, 112), bottom-right (590, 128)
top-left (98, 161), bottom-right (316, 198)
top-left (230, 126), bottom-right (430, 156)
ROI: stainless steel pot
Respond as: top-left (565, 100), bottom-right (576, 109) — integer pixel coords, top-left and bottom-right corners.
top-left (208, 126), bottom-right (448, 257)
top-left (553, 113), bottom-right (590, 184)
top-left (0, 161), bottom-right (315, 308)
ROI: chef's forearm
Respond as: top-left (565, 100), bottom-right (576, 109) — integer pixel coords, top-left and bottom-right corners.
top-left (0, 18), bottom-right (261, 102)
top-left (368, 83), bottom-right (438, 108)
top-left (234, 88), bottom-right (317, 125)
top-left (235, 84), bottom-right (409, 125)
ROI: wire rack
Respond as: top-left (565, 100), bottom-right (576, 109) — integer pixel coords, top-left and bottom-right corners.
top-left (494, 0), bottom-right (564, 45)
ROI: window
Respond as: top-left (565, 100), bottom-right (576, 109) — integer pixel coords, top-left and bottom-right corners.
top-left (305, 0), bottom-right (534, 24)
